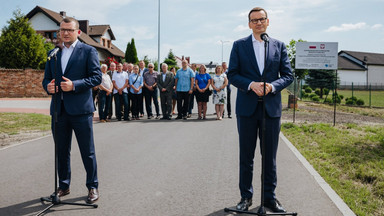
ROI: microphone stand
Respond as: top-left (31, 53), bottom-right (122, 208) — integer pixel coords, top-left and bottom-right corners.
top-left (225, 36), bottom-right (297, 216)
top-left (36, 53), bottom-right (98, 216)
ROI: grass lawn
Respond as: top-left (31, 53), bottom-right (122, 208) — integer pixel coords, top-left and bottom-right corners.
top-left (337, 90), bottom-right (384, 108)
top-left (0, 113), bottom-right (51, 135)
top-left (282, 122), bottom-right (384, 216)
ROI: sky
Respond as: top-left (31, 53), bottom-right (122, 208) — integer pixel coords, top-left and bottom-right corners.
top-left (1, 0), bottom-right (384, 65)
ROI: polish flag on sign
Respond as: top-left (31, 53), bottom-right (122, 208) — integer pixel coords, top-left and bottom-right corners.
top-left (309, 46), bottom-right (316, 49)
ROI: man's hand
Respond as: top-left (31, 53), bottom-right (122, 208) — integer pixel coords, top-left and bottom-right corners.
top-left (188, 90), bottom-right (193, 94)
top-left (250, 82), bottom-right (272, 96)
top-left (60, 76), bottom-right (74, 92)
top-left (47, 79), bottom-right (58, 94)
top-left (162, 88), bottom-right (166, 92)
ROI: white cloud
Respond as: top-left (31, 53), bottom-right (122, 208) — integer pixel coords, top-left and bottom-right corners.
top-left (325, 22), bottom-right (368, 32)
top-left (234, 24), bottom-right (249, 32)
top-left (371, 24), bottom-right (383, 29)
top-left (238, 11), bottom-right (248, 18)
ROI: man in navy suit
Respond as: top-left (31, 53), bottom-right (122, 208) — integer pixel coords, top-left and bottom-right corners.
top-left (42, 17), bottom-right (102, 204)
top-left (228, 7), bottom-right (293, 213)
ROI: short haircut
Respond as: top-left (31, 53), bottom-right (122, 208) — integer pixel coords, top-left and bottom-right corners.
top-left (248, 7), bottom-right (268, 21)
top-left (101, 64), bottom-right (108, 69)
top-left (61, 17), bottom-right (79, 29)
top-left (199, 64), bottom-right (207, 71)
top-left (162, 63), bottom-right (168, 68)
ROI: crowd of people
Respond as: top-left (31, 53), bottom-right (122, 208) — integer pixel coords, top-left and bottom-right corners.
top-left (94, 59), bottom-right (233, 122)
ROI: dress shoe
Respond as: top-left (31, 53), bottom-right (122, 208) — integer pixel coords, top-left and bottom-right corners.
top-left (175, 116), bottom-right (182, 120)
top-left (236, 198), bottom-right (252, 211)
top-left (51, 188), bottom-right (70, 197)
top-left (86, 188), bottom-right (99, 204)
top-left (263, 199), bottom-right (286, 213)
top-left (228, 115), bottom-right (232, 119)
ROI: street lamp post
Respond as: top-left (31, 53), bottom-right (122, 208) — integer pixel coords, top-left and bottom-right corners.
top-left (220, 40), bottom-right (230, 63)
top-left (157, 0), bottom-right (161, 73)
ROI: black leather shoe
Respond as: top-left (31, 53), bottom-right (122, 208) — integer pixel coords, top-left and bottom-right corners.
top-left (263, 199), bottom-right (286, 213)
top-left (86, 188), bottom-right (99, 204)
top-left (236, 198), bottom-right (252, 211)
top-left (51, 188), bottom-right (70, 198)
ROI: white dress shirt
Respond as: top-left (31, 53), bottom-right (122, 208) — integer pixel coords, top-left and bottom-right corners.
top-left (61, 39), bottom-right (78, 74)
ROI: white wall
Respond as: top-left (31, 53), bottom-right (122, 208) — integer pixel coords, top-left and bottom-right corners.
top-left (338, 69), bottom-right (366, 85)
top-left (367, 65), bottom-right (384, 85)
top-left (28, 12), bottom-right (59, 30)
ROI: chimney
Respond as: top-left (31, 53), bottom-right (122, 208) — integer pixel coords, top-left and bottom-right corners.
top-left (182, 55), bottom-right (184, 60)
top-left (186, 57), bottom-right (190, 64)
top-left (363, 56), bottom-right (368, 62)
top-left (60, 11), bottom-right (66, 17)
top-left (78, 20), bottom-right (89, 34)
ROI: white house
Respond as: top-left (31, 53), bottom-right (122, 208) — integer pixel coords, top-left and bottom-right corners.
top-left (338, 50), bottom-right (384, 88)
top-left (26, 6), bottom-right (125, 62)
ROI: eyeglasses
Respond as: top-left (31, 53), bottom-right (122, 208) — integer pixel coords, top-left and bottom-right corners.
top-left (59, 28), bottom-right (77, 33)
top-left (249, 17), bottom-right (267, 24)
top-left (148, 66), bottom-right (153, 68)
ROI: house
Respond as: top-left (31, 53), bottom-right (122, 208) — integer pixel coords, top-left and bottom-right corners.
top-left (338, 50), bottom-right (384, 88)
top-left (26, 6), bottom-right (125, 62)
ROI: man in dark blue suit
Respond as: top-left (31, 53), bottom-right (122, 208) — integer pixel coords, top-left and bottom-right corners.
top-left (228, 7), bottom-right (293, 213)
top-left (42, 17), bottom-right (102, 204)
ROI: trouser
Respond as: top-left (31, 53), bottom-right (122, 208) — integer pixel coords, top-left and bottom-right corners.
top-left (131, 93), bottom-right (141, 117)
top-left (143, 88), bottom-right (160, 117)
top-left (114, 92), bottom-right (129, 120)
top-left (237, 102), bottom-right (280, 201)
top-left (176, 91), bottom-right (190, 118)
top-left (160, 91), bottom-right (173, 117)
top-left (188, 91), bottom-right (195, 114)
top-left (98, 90), bottom-right (111, 120)
top-left (55, 103), bottom-right (98, 190)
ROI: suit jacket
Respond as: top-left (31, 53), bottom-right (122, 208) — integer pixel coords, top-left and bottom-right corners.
top-left (228, 34), bottom-right (293, 118)
top-left (157, 72), bottom-right (175, 94)
top-left (42, 41), bottom-right (102, 116)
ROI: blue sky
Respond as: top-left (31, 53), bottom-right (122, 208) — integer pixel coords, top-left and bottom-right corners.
top-left (1, 0), bottom-right (384, 65)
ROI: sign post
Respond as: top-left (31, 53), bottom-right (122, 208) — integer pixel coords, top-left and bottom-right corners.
top-left (295, 42), bottom-right (338, 126)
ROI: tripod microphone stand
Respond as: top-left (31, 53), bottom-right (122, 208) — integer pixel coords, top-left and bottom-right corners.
top-left (36, 53), bottom-right (98, 216)
top-left (224, 33), bottom-right (297, 216)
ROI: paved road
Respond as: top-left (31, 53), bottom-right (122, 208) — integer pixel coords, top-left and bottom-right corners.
top-left (0, 93), bottom-right (354, 216)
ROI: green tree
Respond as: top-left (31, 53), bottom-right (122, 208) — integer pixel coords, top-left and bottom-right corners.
top-left (305, 69), bottom-right (338, 98)
top-left (0, 9), bottom-right (48, 69)
top-left (125, 38), bottom-right (138, 64)
top-left (163, 49), bottom-right (177, 69)
top-left (286, 39), bottom-right (308, 80)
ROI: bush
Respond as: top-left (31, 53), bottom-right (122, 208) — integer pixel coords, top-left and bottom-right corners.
top-left (324, 88), bottom-right (330, 95)
top-left (312, 96), bottom-right (320, 101)
top-left (339, 94), bottom-right (344, 100)
top-left (309, 93), bottom-right (317, 98)
top-left (315, 89), bottom-right (321, 96)
top-left (305, 87), bottom-right (312, 93)
top-left (356, 99), bottom-right (365, 106)
top-left (346, 98), bottom-right (356, 105)
top-left (302, 84), bottom-right (309, 89)
top-left (301, 92), bottom-right (309, 98)
top-left (324, 98), bottom-right (333, 104)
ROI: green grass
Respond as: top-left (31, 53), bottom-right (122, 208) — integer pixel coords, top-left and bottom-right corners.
top-left (282, 123), bottom-right (384, 216)
top-left (0, 113), bottom-right (51, 135)
top-left (337, 90), bottom-right (384, 107)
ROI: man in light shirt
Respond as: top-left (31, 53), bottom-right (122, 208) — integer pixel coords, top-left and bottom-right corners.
top-left (112, 63), bottom-right (130, 121)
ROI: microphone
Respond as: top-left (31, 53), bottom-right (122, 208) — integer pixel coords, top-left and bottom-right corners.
top-left (260, 33), bottom-right (269, 42)
top-left (47, 45), bottom-right (62, 60)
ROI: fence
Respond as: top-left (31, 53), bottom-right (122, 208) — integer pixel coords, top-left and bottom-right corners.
top-left (286, 80), bottom-right (384, 108)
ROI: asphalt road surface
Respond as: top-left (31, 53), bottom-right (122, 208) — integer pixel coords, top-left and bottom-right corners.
top-left (0, 92), bottom-right (352, 216)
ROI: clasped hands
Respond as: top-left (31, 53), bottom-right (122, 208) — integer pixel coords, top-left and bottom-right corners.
top-left (250, 82), bottom-right (272, 96)
top-left (47, 76), bottom-right (73, 94)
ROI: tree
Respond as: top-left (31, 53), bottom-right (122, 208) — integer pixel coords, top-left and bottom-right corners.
top-left (163, 49), bottom-right (177, 69)
top-left (286, 39), bottom-right (308, 80)
top-left (305, 69), bottom-right (338, 98)
top-left (125, 38), bottom-right (138, 64)
top-left (0, 9), bottom-right (48, 69)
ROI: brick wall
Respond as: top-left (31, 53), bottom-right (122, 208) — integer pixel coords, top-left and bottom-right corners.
top-left (0, 69), bottom-right (48, 98)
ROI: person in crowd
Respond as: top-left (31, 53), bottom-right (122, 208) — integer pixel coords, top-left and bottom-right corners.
top-left (129, 65), bottom-right (144, 120)
top-left (227, 7), bottom-right (293, 212)
top-left (112, 63), bottom-right (130, 121)
top-left (143, 63), bottom-right (160, 119)
top-left (138, 60), bottom-right (148, 117)
top-left (126, 63), bottom-right (134, 112)
top-left (223, 62), bottom-right (232, 118)
top-left (175, 60), bottom-right (195, 120)
top-left (187, 63), bottom-right (197, 118)
top-left (157, 63), bottom-right (174, 120)
top-left (98, 64), bottom-right (113, 122)
top-left (107, 62), bottom-right (116, 119)
top-left (194, 64), bottom-right (211, 119)
top-left (42, 17), bottom-right (101, 204)
top-left (170, 67), bottom-right (177, 116)
top-left (212, 65), bottom-right (227, 120)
